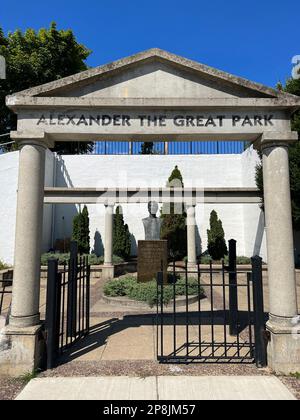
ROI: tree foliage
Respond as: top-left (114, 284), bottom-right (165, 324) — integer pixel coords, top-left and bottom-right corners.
top-left (255, 74), bottom-right (300, 230)
top-left (141, 142), bottom-right (154, 154)
top-left (113, 206), bottom-right (131, 260)
top-left (72, 205), bottom-right (90, 254)
top-left (161, 166), bottom-right (187, 259)
top-left (207, 210), bottom-right (228, 261)
top-left (0, 22), bottom-right (93, 154)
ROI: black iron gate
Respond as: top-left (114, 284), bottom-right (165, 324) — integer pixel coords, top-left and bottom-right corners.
top-left (156, 240), bottom-right (268, 367)
top-left (0, 276), bottom-right (12, 320)
top-left (45, 241), bottom-right (91, 369)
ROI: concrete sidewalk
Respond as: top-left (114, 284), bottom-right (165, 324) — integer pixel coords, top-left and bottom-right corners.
top-left (16, 376), bottom-right (296, 400)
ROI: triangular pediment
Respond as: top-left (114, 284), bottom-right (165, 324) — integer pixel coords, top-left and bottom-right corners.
top-left (8, 49), bottom-right (299, 102)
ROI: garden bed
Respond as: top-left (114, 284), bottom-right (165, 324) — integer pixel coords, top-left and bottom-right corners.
top-left (102, 292), bottom-right (200, 309)
top-left (103, 274), bottom-right (205, 307)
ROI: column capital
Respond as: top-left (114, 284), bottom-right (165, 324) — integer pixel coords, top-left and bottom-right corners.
top-left (10, 130), bottom-right (55, 149)
top-left (259, 131), bottom-right (298, 151)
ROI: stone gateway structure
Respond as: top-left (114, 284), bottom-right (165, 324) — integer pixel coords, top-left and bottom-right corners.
top-left (0, 49), bottom-right (299, 375)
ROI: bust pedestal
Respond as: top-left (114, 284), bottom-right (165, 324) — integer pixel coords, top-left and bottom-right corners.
top-left (137, 240), bottom-right (168, 283)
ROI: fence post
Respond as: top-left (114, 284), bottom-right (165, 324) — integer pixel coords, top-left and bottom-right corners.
top-left (67, 241), bottom-right (78, 338)
top-left (86, 262), bottom-right (91, 334)
top-left (228, 239), bottom-right (238, 336)
top-left (252, 255), bottom-right (267, 368)
top-left (46, 258), bottom-right (61, 370)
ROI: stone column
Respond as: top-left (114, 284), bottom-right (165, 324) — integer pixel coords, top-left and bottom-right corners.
top-left (261, 132), bottom-right (300, 374)
top-left (10, 140), bottom-right (48, 328)
top-left (102, 204), bottom-right (115, 280)
top-left (187, 205), bottom-right (197, 267)
top-left (0, 134), bottom-right (52, 377)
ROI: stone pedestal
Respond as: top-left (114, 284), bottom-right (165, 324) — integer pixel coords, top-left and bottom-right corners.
top-left (266, 315), bottom-right (300, 374)
top-left (137, 240), bottom-right (168, 283)
top-left (102, 265), bottom-right (115, 281)
top-left (0, 324), bottom-right (45, 377)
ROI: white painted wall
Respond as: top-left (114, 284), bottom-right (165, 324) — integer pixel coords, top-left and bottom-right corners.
top-left (53, 147), bottom-right (267, 259)
top-left (0, 152), bottom-right (19, 265)
top-left (0, 147), bottom-right (268, 265)
top-left (0, 150), bottom-right (55, 265)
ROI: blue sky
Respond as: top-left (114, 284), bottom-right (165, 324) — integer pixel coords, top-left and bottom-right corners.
top-left (0, 0), bottom-right (299, 88)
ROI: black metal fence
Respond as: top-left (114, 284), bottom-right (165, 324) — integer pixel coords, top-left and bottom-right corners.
top-left (46, 242), bottom-right (91, 369)
top-left (0, 275), bottom-right (12, 320)
top-left (156, 240), bottom-right (268, 367)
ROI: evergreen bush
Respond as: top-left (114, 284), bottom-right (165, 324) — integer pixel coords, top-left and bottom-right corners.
top-left (161, 166), bottom-right (187, 259)
top-left (113, 206), bottom-right (131, 260)
top-left (72, 205), bottom-right (90, 254)
top-left (0, 260), bottom-right (9, 270)
top-left (207, 210), bottom-right (228, 261)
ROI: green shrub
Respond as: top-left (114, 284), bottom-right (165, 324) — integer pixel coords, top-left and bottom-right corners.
top-left (224, 255), bottom-right (251, 265)
top-left (0, 260), bottom-right (9, 270)
top-left (200, 255), bottom-right (213, 264)
top-left (72, 205), bottom-right (90, 254)
top-left (113, 206), bottom-right (131, 260)
top-left (41, 253), bottom-right (124, 266)
top-left (41, 253), bottom-right (70, 266)
top-left (161, 166), bottom-right (187, 259)
top-left (104, 276), bottom-right (203, 307)
top-left (104, 276), bottom-right (136, 297)
top-left (200, 254), bottom-right (251, 265)
top-left (207, 210), bottom-right (228, 261)
top-left (129, 281), bottom-right (174, 307)
top-left (175, 277), bottom-right (201, 296)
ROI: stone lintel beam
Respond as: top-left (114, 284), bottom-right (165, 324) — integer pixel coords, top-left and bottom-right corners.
top-left (255, 131), bottom-right (299, 150)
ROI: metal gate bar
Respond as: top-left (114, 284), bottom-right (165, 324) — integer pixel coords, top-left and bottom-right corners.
top-left (0, 278), bottom-right (12, 319)
top-left (46, 241), bottom-right (90, 369)
top-left (157, 243), bottom-right (267, 367)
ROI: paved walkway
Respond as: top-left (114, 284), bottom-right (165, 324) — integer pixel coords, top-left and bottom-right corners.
top-left (16, 376), bottom-right (296, 400)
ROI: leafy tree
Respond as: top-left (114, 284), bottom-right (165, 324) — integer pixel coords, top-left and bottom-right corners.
top-left (207, 210), bottom-right (228, 261)
top-left (141, 142), bottom-right (154, 154)
top-left (161, 166), bottom-right (187, 259)
top-left (255, 75), bottom-right (300, 229)
top-left (72, 205), bottom-right (90, 254)
top-left (113, 206), bottom-right (131, 260)
top-left (0, 22), bottom-right (93, 154)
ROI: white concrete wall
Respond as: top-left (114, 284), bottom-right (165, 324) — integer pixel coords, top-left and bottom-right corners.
top-left (53, 148), bottom-right (267, 259)
top-left (241, 147), bottom-right (267, 261)
top-left (0, 147), bottom-right (268, 264)
top-left (0, 152), bottom-right (19, 265)
top-left (0, 150), bottom-right (54, 265)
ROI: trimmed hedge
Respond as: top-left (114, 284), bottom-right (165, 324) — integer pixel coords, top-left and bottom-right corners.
top-left (184, 255), bottom-right (253, 265)
top-left (103, 276), bottom-right (204, 307)
top-left (41, 253), bottom-right (124, 266)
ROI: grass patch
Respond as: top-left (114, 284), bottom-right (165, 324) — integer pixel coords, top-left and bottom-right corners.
top-left (41, 253), bottom-right (124, 266)
top-left (19, 370), bottom-right (39, 384)
top-left (104, 275), bottom-right (204, 307)
top-left (290, 372), bottom-right (300, 380)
